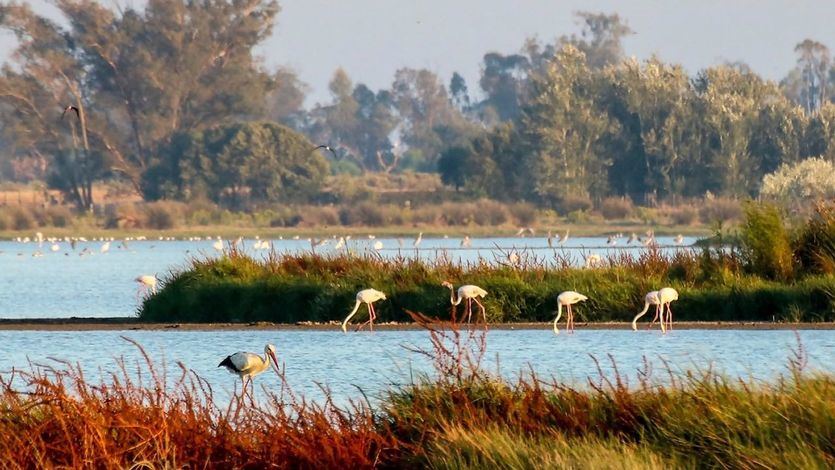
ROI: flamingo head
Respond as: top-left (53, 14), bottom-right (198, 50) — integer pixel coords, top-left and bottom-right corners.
top-left (441, 281), bottom-right (453, 289)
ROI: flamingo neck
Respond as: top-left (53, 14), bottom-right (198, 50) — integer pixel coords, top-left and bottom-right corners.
top-left (448, 286), bottom-right (462, 306)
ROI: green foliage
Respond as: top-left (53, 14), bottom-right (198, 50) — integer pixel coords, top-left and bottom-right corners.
top-left (794, 203), bottom-right (835, 275)
top-left (740, 202), bottom-right (795, 280)
top-left (139, 249), bottom-right (835, 323)
top-left (148, 122), bottom-right (329, 207)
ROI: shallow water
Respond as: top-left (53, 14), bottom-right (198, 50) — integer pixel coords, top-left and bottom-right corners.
top-left (0, 236), bottom-right (695, 318)
top-left (1, 329), bottom-right (832, 404)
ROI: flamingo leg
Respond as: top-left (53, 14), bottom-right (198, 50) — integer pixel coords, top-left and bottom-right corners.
top-left (466, 298), bottom-right (473, 324)
top-left (369, 302), bottom-right (376, 331)
top-left (649, 304), bottom-right (660, 329)
top-left (659, 304), bottom-right (667, 334)
top-left (666, 303), bottom-right (673, 331)
top-left (473, 297), bottom-right (487, 324)
top-left (567, 304), bottom-right (572, 333)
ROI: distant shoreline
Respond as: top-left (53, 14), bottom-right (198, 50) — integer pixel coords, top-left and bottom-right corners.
top-left (0, 318), bottom-right (833, 331)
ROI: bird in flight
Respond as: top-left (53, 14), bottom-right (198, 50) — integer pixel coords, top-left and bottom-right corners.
top-left (313, 144), bottom-right (337, 158)
top-left (61, 105), bottom-right (80, 120)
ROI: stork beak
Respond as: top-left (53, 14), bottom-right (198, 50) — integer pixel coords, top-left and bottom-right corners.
top-left (268, 350), bottom-right (280, 374)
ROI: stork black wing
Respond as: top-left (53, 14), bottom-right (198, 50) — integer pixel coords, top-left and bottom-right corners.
top-left (218, 355), bottom-right (235, 370)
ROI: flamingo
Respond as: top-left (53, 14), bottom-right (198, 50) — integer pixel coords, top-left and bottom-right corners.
top-left (218, 344), bottom-right (279, 396)
top-left (631, 291), bottom-right (661, 331)
top-left (442, 281), bottom-right (488, 323)
top-left (342, 289), bottom-right (387, 332)
top-left (674, 234), bottom-right (684, 245)
top-left (135, 275), bottom-right (158, 297)
top-left (212, 239), bottom-right (223, 251)
top-left (558, 230), bottom-right (569, 246)
top-left (413, 232), bottom-right (423, 248)
top-left (460, 236), bottom-right (472, 248)
top-left (554, 291), bottom-right (588, 334)
top-left (100, 241), bottom-right (110, 254)
top-left (657, 287), bottom-right (679, 333)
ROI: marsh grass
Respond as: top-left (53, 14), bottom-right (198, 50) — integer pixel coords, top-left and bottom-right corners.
top-left (139, 245), bottom-right (834, 324)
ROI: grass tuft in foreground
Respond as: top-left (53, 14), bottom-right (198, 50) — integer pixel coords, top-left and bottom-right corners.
top-left (0, 324), bottom-right (832, 468)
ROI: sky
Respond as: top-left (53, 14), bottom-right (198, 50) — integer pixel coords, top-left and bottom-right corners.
top-left (2, 0), bottom-right (834, 105)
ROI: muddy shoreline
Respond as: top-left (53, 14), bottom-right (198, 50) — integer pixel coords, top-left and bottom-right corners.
top-left (0, 318), bottom-right (833, 331)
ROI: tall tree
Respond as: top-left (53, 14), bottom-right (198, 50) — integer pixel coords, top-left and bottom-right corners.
top-left (0, 0), bottom-right (278, 206)
top-left (562, 12), bottom-right (633, 70)
top-left (784, 40), bottom-right (832, 114)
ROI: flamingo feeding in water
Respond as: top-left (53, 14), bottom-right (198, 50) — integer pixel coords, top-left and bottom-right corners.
top-left (554, 291), bottom-right (588, 334)
top-left (342, 288), bottom-right (387, 332)
top-left (218, 344), bottom-right (279, 395)
top-left (442, 281), bottom-right (488, 323)
top-left (632, 291), bottom-right (661, 331)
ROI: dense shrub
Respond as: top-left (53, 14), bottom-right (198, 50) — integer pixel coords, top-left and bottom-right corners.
top-left (143, 201), bottom-right (183, 229)
top-left (9, 206), bottom-right (35, 230)
top-left (599, 197), bottom-right (634, 220)
top-left (558, 195), bottom-right (593, 213)
top-left (700, 197), bottom-right (742, 224)
top-left (740, 202), bottom-right (794, 280)
top-left (665, 205), bottom-right (698, 225)
top-left (45, 206), bottom-right (73, 227)
top-left (509, 203), bottom-right (537, 226)
top-left (794, 202), bottom-right (835, 275)
top-left (473, 199), bottom-right (508, 226)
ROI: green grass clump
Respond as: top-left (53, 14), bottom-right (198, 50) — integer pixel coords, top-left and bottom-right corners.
top-left (139, 247), bottom-right (835, 323)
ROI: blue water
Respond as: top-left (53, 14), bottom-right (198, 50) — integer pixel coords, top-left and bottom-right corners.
top-left (0, 329), bottom-right (832, 404)
top-left (0, 236), bottom-right (695, 318)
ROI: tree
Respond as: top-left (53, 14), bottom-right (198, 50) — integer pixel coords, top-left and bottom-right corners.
top-left (146, 121), bottom-right (328, 207)
top-left (760, 157), bottom-right (835, 211)
top-left (783, 40), bottom-right (831, 114)
top-left (266, 67), bottom-right (309, 128)
top-left (478, 52), bottom-right (531, 122)
top-left (522, 45), bottom-right (611, 205)
top-left (0, 0), bottom-right (278, 206)
top-left (562, 12), bottom-right (633, 70)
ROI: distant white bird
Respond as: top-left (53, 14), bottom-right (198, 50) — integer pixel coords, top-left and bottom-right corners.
top-left (559, 230), bottom-right (569, 246)
top-left (373, 240), bottom-right (384, 251)
top-left (342, 288), bottom-right (387, 332)
top-left (607, 236), bottom-right (616, 246)
top-left (334, 237), bottom-right (346, 250)
top-left (554, 291), bottom-right (588, 335)
top-left (627, 233), bottom-right (637, 244)
top-left (413, 232), bottom-right (423, 248)
top-left (460, 236), bottom-right (472, 248)
top-left (218, 344), bottom-right (279, 395)
top-left (100, 241), bottom-right (110, 254)
top-left (212, 239), bottom-right (224, 251)
top-left (631, 291), bottom-right (661, 331)
top-left (442, 281), bottom-right (488, 324)
top-left (585, 253), bottom-right (602, 268)
top-left (547, 230), bottom-right (554, 248)
top-left (135, 275), bottom-right (158, 297)
top-left (674, 234), bottom-right (684, 245)
top-left (50, 243), bottom-right (60, 252)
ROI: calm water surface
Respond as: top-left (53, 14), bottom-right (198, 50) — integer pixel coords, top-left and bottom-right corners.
top-left (0, 236), bottom-right (695, 318)
top-left (1, 329), bottom-right (832, 403)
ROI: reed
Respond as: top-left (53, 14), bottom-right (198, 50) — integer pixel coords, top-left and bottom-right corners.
top-left (138, 247), bottom-right (834, 323)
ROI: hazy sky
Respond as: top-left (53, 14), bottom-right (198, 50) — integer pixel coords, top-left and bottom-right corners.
top-left (3, 1), bottom-right (834, 105)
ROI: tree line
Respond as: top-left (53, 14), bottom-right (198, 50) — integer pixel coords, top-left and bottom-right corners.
top-left (0, 2), bottom-right (833, 211)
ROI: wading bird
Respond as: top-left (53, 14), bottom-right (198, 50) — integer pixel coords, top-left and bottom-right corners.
top-left (135, 275), bottom-right (158, 297)
top-left (100, 241), bottom-right (110, 254)
top-left (657, 287), bottom-right (679, 333)
top-left (342, 288), bottom-right (387, 332)
top-left (442, 281), bottom-right (488, 323)
top-left (674, 234), bottom-right (684, 245)
top-left (559, 230), bottom-right (569, 246)
top-left (631, 291), bottom-right (661, 331)
top-left (553, 290), bottom-right (588, 335)
top-left (218, 344), bottom-right (279, 395)
top-left (413, 232), bottom-right (423, 248)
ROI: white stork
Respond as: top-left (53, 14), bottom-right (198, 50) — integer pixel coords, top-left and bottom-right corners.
top-left (218, 344), bottom-right (279, 395)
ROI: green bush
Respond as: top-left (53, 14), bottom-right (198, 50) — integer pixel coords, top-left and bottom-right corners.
top-left (740, 202), bottom-right (794, 280)
top-left (599, 197), bottom-right (633, 220)
top-left (794, 202), bottom-right (835, 275)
